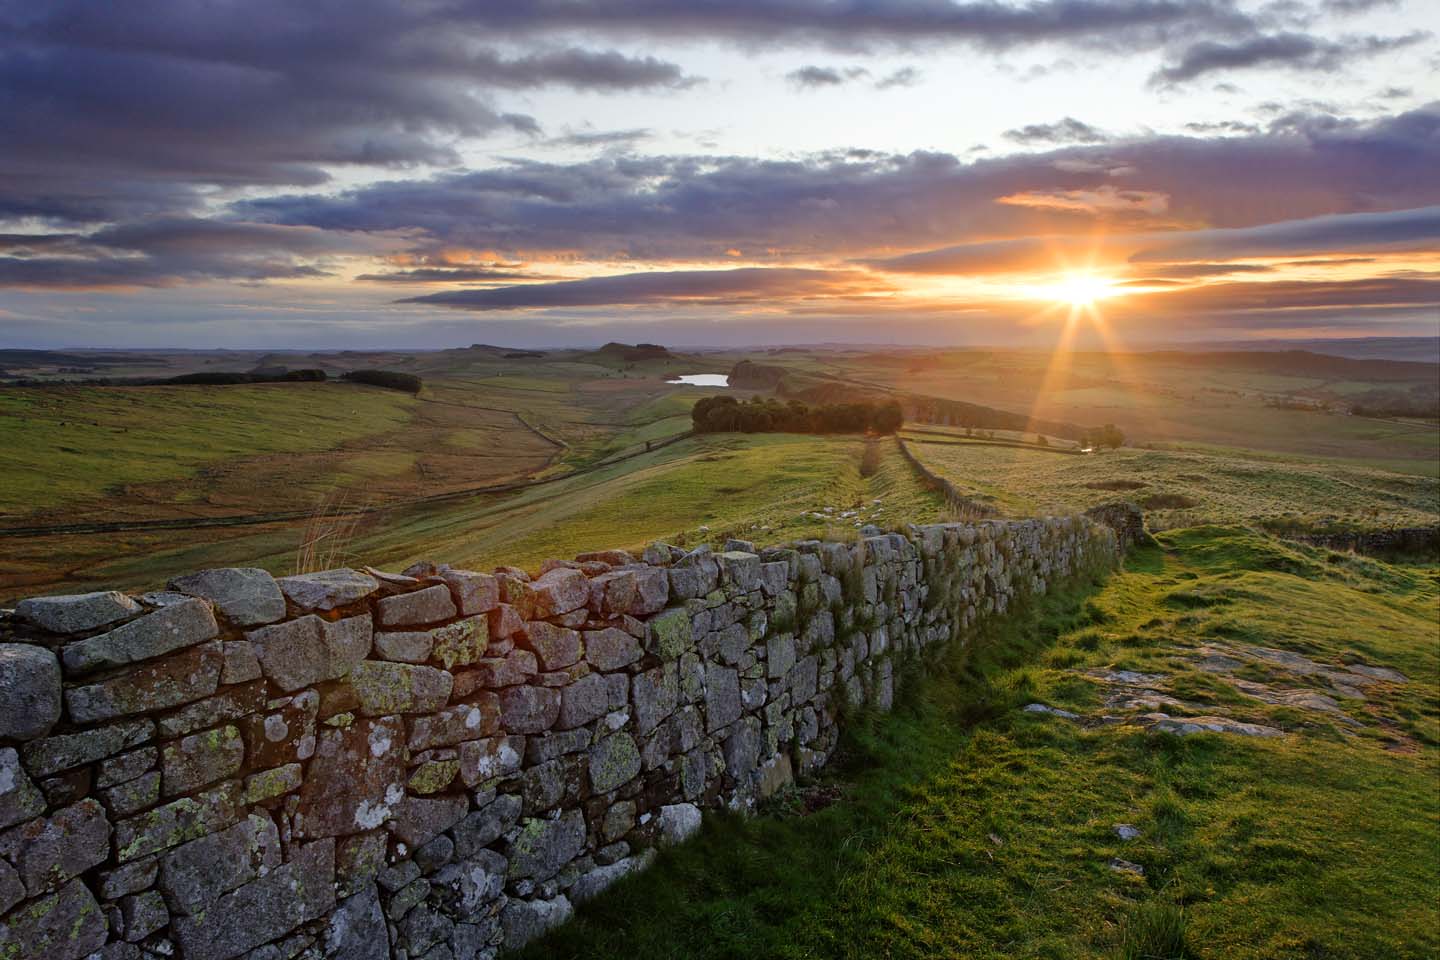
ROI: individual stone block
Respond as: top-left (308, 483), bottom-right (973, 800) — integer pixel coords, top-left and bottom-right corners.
top-left (389, 794), bottom-right (468, 848)
top-left (220, 640), bottom-right (262, 684)
top-left (717, 551), bottom-right (762, 591)
top-left (583, 627), bottom-right (642, 672)
top-left (325, 884), bottom-right (388, 960)
top-left (65, 642), bottom-right (222, 725)
top-left (501, 894), bottom-right (573, 952)
top-left (350, 661), bottom-right (453, 716)
top-left (459, 736), bottom-right (524, 787)
top-left (646, 607), bottom-right (693, 660)
top-left (632, 663), bottom-right (678, 736)
top-left (375, 631), bottom-right (434, 663)
top-left (243, 762), bottom-right (303, 804)
top-left (247, 614), bottom-right (372, 692)
top-left (113, 780), bottom-right (240, 863)
top-left (14, 591), bottom-right (140, 634)
top-left (658, 802), bottom-right (703, 845)
top-left (335, 830), bottom-right (387, 898)
top-left (276, 568), bottom-right (379, 610)
top-left (488, 603), bottom-right (525, 641)
top-left (407, 696), bottom-right (500, 751)
top-left (506, 810), bottom-right (585, 880)
top-left (521, 759), bottom-right (565, 813)
top-left (161, 724), bottom-right (244, 796)
top-left (61, 598), bottom-right (218, 674)
top-left (766, 633), bottom-right (796, 679)
top-left (0, 748), bottom-right (46, 830)
top-left (452, 795), bottom-right (521, 857)
top-left (704, 664), bottom-right (742, 732)
top-left (0, 644), bottom-right (62, 740)
top-left (170, 838), bottom-right (336, 960)
top-left (439, 570), bottom-right (501, 616)
top-left (508, 567), bottom-right (590, 620)
top-left (588, 732), bottom-right (641, 794)
top-left (498, 685), bottom-right (560, 734)
top-left (97, 857), bottom-right (157, 900)
top-left (431, 614), bottom-right (489, 670)
top-left (377, 585), bottom-right (457, 627)
top-left (468, 649), bottom-right (537, 688)
top-left (241, 689), bottom-right (319, 768)
top-left (0, 878), bottom-right (108, 960)
top-left (522, 622), bottom-right (581, 671)
top-left (100, 770), bottom-right (160, 818)
top-left (296, 717), bottom-right (405, 839)
top-left (168, 567), bottom-right (285, 626)
top-left (0, 798), bottom-right (110, 896)
top-left (557, 672), bottom-right (610, 729)
top-left (119, 889), bottom-right (168, 942)
top-left (157, 679), bottom-right (267, 738)
top-left (158, 813), bottom-right (282, 915)
top-left (525, 728), bottom-right (590, 765)
top-left (22, 718), bottom-right (154, 778)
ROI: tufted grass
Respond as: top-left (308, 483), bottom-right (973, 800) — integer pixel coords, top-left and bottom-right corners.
top-left (516, 527), bottom-right (1440, 960)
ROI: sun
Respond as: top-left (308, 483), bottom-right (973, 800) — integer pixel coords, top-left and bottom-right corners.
top-left (1050, 272), bottom-right (1119, 307)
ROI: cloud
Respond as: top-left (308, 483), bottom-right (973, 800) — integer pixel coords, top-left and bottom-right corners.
top-left (875, 67), bottom-right (922, 89)
top-left (1131, 206), bottom-right (1440, 261)
top-left (1152, 30), bottom-right (1430, 86)
top-left (402, 267), bottom-right (881, 309)
top-left (787, 65), bottom-right (870, 88)
top-left (356, 267), bottom-right (554, 284)
top-left (543, 129), bottom-right (654, 149)
top-left (1005, 117), bottom-right (1110, 145)
top-left (996, 185), bottom-right (1170, 215)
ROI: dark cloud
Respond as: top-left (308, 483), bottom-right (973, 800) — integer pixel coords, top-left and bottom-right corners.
top-left (543, 129), bottom-right (654, 149)
top-left (243, 104), bottom-right (1440, 263)
top-left (1131, 206), bottom-right (1440, 261)
top-left (875, 67), bottom-right (922, 89)
top-left (1005, 117), bottom-right (1110, 145)
top-left (356, 267), bottom-right (554, 284)
top-left (402, 267), bottom-right (879, 309)
top-left (787, 64), bottom-right (921, 89)
top-left (1152, 30), bottom-right (1429, 85)
top-left (0, 218), bottom-right (378, 289)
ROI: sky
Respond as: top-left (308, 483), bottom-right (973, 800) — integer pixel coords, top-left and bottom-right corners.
top-left (2, 0), bottom-right (1438, 350)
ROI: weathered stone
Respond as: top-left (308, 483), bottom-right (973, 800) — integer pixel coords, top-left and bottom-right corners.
top-left (458, 736), bottom-right (525, 787)
top-left (522, 759), bottom-right (565, 813)
top-left (501, 895), bottom-right (573, 952)
top-left (509, 568), bottom-right (589, 620)
top-left (325, 884), bottom-right (388, 960)
top-left (766, 633), bottom-right (796, 679)
top-left (65, 642), bottom-right (222, 725)
top-left (119, 889), bottom-right (167, 942)
top-left (0, 878), bottom-right (107, 960)
top-left (646, 606), bottom-right (693, 660)
top-left (15, 591), bottom-right (141, 634)
top-left (220, 640), bottom-right (262, 685)
top-left (717, 551), bottom-right (762, 591)
top-left (431, 615), bottom-right (489, 670)
top-left (350, 661), bottom-right (453, 716)
top-left (241, 689), bottom-right (318, 768)
top-left (431, 848), bottom-right (506, 920)
top-left (247, 614), bottom-right (372, 692)
top-left (21, 718), bottom-right (153, 779)
top-left (100, 770), bottom-right (160, 818)
top-left (507, 810), bottom-right (585, 880)
top-left (498, 686), bottom-right (560, 734)
top-left (488, 603), bottom-right (525, 641)
top-left (522, 622), bottom-right (581, 671)
top-left (452, 795), bottom-right (521, 858)
top-left (276, 568), bottom-right (379, 610)
top-left (467, 649), bottom-right (537, 688)
top-left (588, 732), bottom-right (641, 794)
top-left (296, 717), bottom-right (405, 839)
top-left (583, 627), bottom-right (643, 672)
top-left (97, 857), bottom-right (157, 900)
top-left (631, 663), bottom-right (678, 736)
top-left (390, 794), bottom-right (468, 848)
top-left (169, 568), bottom-right (286, 626)
top-left (0, 798), bottom-right (110, 896)
top-left (658, 802), bottom-right (702, 845)
top-left (0, 748), bottom-right (46, 830)
top-left (61, 598), bottom-right (218, 674)
top-left (791, 655), bottom-right (819, 704)
top-left (375, 630), bottom-right (434, 663)
top-left (161, 724), bottom-right (244, 796)
top-left (335, 830), bottom-right (388, 898)
top-left (409, 759), bottom-right (460, 794)
top-left (570, 850), bottom-right (654, 904)
top-left (408, 696), bottom-right (500, 751)
top-left (38, 767), bottom-right (89, 807)
top-left (557, 672), bottom-right (610, 729)
top-left (243, 763), bottom-right (303, 804)
top-left (524, 727), bottom-right (590, 765)
top-left (158, 813), bottom-right (282, 915)
top-left (114, 779), bottom-right (240, 862)
top-left (0, 644), bottom-right (61, 740)
top-left (170, 837), bottom-right (335, 960)
top-left (158, 679), bottom-right (267, 739)
top-left (378, 585), bottom-right (457, 627)
top-left (439, 570), bottom-right (501, 617)
top-left (704, 664), bottom-right (742, 732)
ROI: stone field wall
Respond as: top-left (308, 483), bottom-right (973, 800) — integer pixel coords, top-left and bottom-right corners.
top-left (0, 517), bottom-right (1119, 960)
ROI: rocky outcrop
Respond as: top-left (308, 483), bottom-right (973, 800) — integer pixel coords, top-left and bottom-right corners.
top-left (0, 521), bottom-right (1117, 958)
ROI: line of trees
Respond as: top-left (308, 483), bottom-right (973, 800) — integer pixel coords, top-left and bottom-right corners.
top-left (692, 395), bottom-right (904, 435)
top-left (340, 369), bottom-right (423, 394)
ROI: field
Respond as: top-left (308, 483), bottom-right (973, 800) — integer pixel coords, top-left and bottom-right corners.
top-left (517, 528), bottom-right (1440, 959)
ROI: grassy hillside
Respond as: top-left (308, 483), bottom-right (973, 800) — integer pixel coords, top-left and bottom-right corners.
top-left (905, 435), bottom-right (1440, 533)
top-left (517, 528), bottom-right (1440, 960)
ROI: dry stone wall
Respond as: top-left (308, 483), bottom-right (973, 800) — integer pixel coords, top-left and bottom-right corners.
top-left (0, 517), bottom-right (1119, 960)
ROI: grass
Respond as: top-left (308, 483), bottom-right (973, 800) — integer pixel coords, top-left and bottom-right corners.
top-left (515, 527), bottom-right (1439, 960)
top-left (906, 441), bottom-right (1439, 533)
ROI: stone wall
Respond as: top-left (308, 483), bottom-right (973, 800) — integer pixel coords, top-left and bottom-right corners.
top-left (0, 517), bottom-right (1118, 960)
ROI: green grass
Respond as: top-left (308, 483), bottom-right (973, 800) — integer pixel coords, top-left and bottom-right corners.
top-left (907, 442), bottom-right (1439, 532)
top-left (0, 383), bottom-right (416, 516)
top-left (516, 527), bottom-right (1439, 960)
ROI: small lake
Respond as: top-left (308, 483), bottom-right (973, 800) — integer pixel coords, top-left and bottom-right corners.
top-left (667, 374), bottom-right (729, 387)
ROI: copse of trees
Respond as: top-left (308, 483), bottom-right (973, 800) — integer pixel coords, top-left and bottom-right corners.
top-left (1080, 423), bottom-right (1125, 450)
top-left (340, 369), bottom-right (423, 394)
top-left (691, 396), bottom-right (904, 435)
top-left (165, 369), bottom-right (326, 385)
